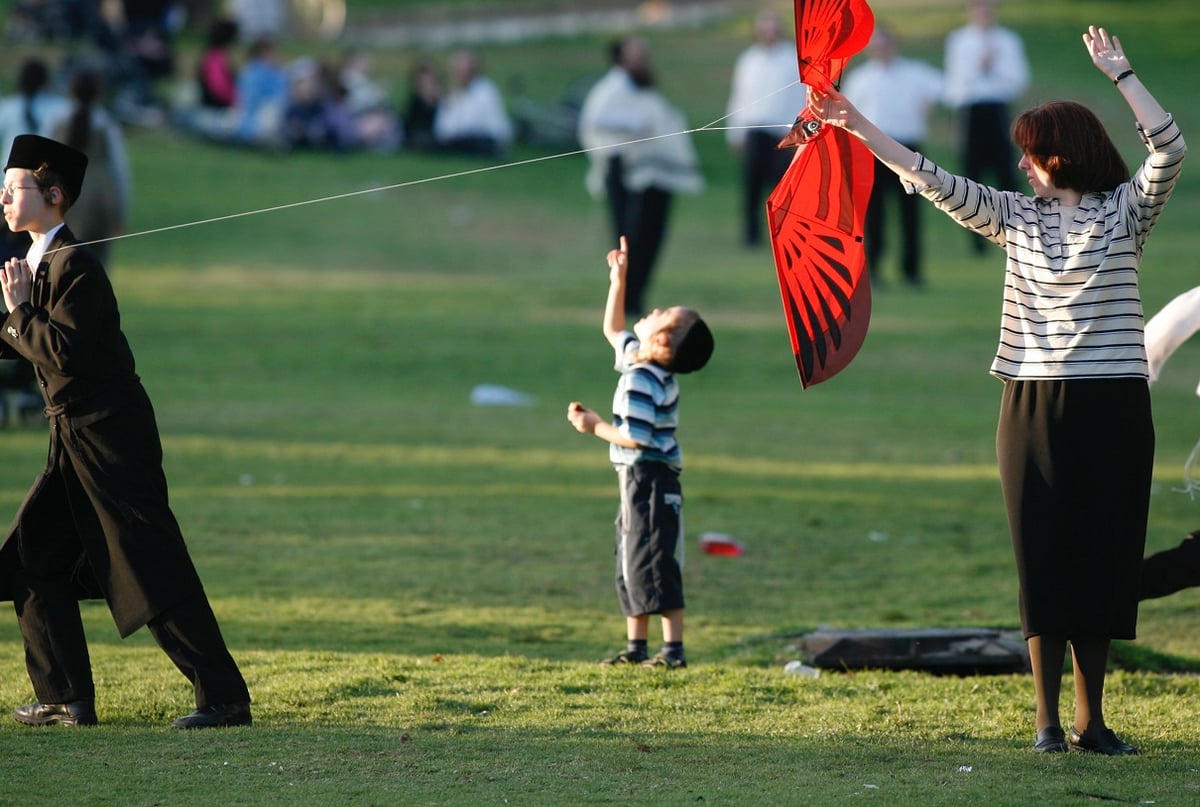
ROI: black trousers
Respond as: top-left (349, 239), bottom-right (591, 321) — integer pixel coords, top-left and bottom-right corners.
top-left (865, 146), bottom-right (923, 284)
top-left (14, 577), bottom-right (249, 709)
top-left (961, 102), bottom-right (1017, 253)
top-left (604, 155), bottom-right (672, 317)
top-left (740, 130), bottom-right (793, 246)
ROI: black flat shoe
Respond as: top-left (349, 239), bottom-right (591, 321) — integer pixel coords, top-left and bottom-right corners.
top-left (171, 702), bottom-right (252, 729)
top-left (1034, 725), bottom-right (1068, 753)
top-left (13, 700), bottom-right (98, 727)
top-left (1069, 726), bottom-right (1138, 755)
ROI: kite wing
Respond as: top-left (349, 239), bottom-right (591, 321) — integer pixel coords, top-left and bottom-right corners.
top-left (767, 0), bottom-right (875, 388)
top-left (794, 0), bottom-right (875, 90)
top-left (767, 127), bottom-right (874, 388)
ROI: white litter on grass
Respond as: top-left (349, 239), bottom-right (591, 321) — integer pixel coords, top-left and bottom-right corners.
top-left (470, 384), bottom-right (536, 407)
top-left (783, 660), bottom-right (820, 678)
top-left (957, 766), bottom-right (973, 773)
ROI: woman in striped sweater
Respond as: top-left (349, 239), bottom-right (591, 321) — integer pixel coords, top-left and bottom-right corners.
top-left (810, 26), bottom-right (1186, 755)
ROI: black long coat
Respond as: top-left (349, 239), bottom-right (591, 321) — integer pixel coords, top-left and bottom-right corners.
top-left (0, 226), bottom-right (205, 637)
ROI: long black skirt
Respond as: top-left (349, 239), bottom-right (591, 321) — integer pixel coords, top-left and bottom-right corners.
top-left (996, 378), bottom-right (1153, 640)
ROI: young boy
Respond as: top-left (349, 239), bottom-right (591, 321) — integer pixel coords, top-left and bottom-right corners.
top-left (567, 236), bottom-right (713, 669)
top-left (0, 134), bottom-right (251, 728)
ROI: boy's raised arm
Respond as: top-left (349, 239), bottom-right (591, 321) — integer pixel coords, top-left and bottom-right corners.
top-left (602, 236), bottom-right (629, 347)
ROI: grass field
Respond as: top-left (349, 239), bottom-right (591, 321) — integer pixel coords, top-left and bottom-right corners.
top-left (1, 1), bottom-right (1200, 804)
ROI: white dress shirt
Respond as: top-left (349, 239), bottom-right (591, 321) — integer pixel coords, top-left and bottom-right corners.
top-left (842, 57), bottom-right (944, 144)
top-left (26, 222), bottom-right (65, 275)
top-left (724, 41), bottom-right (806, 148)
top-left (943, 23), bottom-right (1029, 107)
top-left (433, 76), bottom-right (513, 148)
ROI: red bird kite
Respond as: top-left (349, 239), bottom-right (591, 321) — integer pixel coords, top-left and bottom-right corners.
top-left (767, 0), bottom-right (875, 388)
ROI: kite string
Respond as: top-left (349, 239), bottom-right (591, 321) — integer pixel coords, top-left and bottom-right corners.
top-left (49, 79), bottom-right (806, 256)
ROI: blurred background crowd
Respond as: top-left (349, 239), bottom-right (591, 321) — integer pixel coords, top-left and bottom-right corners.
top-left (2, 0), bottom-right (528, 156)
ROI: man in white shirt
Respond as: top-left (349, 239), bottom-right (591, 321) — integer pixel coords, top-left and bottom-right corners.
top-left (725, 10), bottom-right (805, 247)
top-left (433, 49), bottom-right (514, 157)
top-left (842, 24), bottom-right (944, 285)
top-left (943, 0), bottom-right (1029, 252)
top-left (577, 37), bottom-right (702, 316)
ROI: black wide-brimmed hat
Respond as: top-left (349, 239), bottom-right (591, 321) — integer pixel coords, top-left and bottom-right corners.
top-left (4, 134), bottom-right (87, 203)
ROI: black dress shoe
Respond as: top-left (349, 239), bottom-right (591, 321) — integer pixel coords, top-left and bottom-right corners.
top-left (1034, 725), bottom-right (1068, 753)
top-left (1069, 726), bottom-right (1139, 755)
top-left (171, 702), bottom-right (252, 729)
top-left (13, 700), bottom-right (98, 727)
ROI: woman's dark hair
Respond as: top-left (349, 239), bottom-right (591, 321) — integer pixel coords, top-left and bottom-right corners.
top-left (1012, 101), bottom-right (1129, 193)
top-left (64, 68), bottom-right (102, 154)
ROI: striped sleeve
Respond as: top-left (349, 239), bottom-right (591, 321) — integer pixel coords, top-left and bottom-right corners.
top-left (1127, 114), bottom-right (1187, 252)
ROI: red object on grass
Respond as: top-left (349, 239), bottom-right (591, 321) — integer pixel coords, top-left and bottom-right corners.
top-left (699, 533), bottom-right (745, 557)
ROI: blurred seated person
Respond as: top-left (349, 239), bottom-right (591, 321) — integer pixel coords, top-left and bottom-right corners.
top-left (199, 17), bottom-right (239, 110)
top-left (283, 59), bottom-right (356, 152)
top-left (82, 0), bottom-right (179, 126)
top-left (339, 48), bottom-right (401, 151)
top-left (177, 17), bottom-right (239, 139)
top-left (433, 49), bottom-right (513, 156)
top-left (403, 58), bottom-right (441, 151)
top-left (234, 35), bottom-right (289, 145)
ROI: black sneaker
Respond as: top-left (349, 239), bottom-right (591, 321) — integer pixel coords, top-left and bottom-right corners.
top-left (641, 652), bottom-right (687, 669)
top-left (599, 650), bottom-right (647, 666)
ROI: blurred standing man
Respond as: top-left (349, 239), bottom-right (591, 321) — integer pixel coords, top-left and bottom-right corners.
top-left (943, 0), bottom-right (1029, 254)
top-left (842, 24), bottom-right (944, 286)
top-left (724, 9), bottom-right (805, 248)
top-left (579, 37), bottom-right (703, 317)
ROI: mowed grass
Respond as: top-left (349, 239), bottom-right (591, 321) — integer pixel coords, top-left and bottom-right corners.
top-left (1, 1), bottom-right (1200, 804)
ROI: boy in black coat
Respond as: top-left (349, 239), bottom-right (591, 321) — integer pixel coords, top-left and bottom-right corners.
top-left (0, 134), bottom-right (251, 728)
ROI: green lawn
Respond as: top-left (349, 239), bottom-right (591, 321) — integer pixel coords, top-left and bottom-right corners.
top-left (1, 1), bottom-right (1200, 805)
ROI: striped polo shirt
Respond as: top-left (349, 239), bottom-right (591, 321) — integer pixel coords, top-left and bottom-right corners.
top-left (610, 331), bottom-right (682, 469)
top-left (907, 114), bottom-right (1186, 380)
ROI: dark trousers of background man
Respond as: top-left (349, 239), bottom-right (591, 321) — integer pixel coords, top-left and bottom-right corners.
top-left (605, 155), bottom-right (672, 318)
top-left (741, 130), bottom-right (793, 248)
top-left (866, 146), bottom-right (924, 286)
top-left (961, 101), bottom-right (1017, 254)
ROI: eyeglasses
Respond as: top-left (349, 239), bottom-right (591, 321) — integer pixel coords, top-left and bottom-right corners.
top-left (1, 185), bottom-right (39, 197)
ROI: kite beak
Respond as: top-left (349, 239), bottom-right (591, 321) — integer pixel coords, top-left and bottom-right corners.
top-left (776, 114), bottom-right (823, 149)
